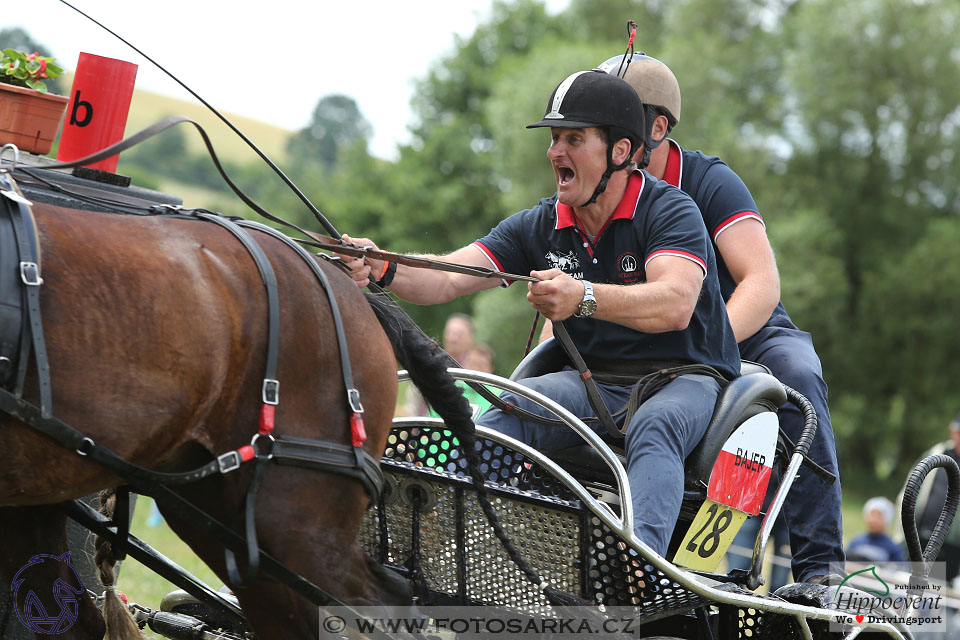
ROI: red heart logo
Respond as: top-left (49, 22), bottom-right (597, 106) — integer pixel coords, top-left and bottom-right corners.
top-left (855, 615), bottom-right (865, 623)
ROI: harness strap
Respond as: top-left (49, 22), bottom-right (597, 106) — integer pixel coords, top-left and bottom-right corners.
top-left (224, 456), bottom-right (268, 587)
top-left (0, 173), bottom-right (51, 416)
top-left (0, 386), bottom-right (248, 485)
top-left (0, 189), bottom-right (24, 384)
top-left (270, 435), bottom-right (384, 503)
top-left (194, 213), bottom-right (281, 435)
top-left (111, 487), bottom-right (131, 562)
top-left (234, 220), bottom-right (371, 453)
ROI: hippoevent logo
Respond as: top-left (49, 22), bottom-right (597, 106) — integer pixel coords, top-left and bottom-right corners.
top-left (836, 566), bottom-right (890, 597)
top-left (828, 562), bottom-right (946, 632)
top-left (10, 552), bottom-right (85, 634)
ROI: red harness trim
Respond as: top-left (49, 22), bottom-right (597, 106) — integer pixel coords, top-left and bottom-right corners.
top-left (259, 404), bottom-right (276, 435)
top-left (350, 413), bottom-right (367, 447)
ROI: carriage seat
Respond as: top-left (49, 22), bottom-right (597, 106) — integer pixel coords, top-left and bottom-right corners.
top-left (508, 338), bottom-right (785, 499)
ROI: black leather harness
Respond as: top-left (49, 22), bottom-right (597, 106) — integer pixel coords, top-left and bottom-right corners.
top-left (0, 165), bottom-right (385, 611)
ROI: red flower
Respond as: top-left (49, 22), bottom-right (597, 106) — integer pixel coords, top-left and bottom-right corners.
top-left (38, 59), bottom-right (47, 73)
top-left (26, 52), bottom-right (37, 61)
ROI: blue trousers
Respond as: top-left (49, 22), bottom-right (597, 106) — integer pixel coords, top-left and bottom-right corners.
top-left (477, 369), bottom-right (721, 557)
top-left (740, 318), bottom-right (844, 582)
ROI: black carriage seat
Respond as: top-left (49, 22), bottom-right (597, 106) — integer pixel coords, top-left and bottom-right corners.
top-left (508, 338), bottom-right (786, 516)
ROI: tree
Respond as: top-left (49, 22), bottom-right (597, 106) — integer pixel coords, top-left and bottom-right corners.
top-left (774, 0), bottom-right (960, 480)
top-left (287, 94), bottom-right (372, 172)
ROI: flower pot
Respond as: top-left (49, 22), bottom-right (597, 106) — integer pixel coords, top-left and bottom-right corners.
top-left (0, 83), bottom-right (69, 155)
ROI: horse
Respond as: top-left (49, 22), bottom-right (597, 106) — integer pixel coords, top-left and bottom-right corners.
top-left (0, 194), bottom-right (478, 639)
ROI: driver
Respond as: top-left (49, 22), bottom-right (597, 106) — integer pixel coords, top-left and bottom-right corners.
top-left (339, 69), bottom-right (739, 557)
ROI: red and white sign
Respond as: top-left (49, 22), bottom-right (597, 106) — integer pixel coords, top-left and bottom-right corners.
top-left (706, 412), bottom-right (778, 515)
top-left (56, 53), bottom-right (137, 173)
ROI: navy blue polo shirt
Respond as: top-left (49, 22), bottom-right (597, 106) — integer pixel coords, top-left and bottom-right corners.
top-left (663, 140), bottom-right (793, 339)
top-left (474, 171), bottom-right (739, 379)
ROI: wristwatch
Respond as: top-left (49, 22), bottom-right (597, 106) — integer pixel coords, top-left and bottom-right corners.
top-left (574, 280), bottom-right (597, 317)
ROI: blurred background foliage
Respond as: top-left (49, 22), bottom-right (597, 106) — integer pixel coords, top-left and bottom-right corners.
top-left (17, 0), bottom-right (960, 494)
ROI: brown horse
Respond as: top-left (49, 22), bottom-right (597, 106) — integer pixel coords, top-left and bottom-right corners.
top-left (0, 200), bottom-right (421, 639)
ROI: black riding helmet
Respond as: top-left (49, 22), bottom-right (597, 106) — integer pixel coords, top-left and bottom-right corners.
top-left (527, 70), bottom-right (646, 207)
top-left (596, 53), bottom-right (681, 170)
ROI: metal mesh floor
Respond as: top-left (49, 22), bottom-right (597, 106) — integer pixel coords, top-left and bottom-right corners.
top-left (360, 425), bottom-right (742, 625)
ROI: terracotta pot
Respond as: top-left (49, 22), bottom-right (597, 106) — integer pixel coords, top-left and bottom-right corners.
top-left (0, 83), bottom-right (69, 155)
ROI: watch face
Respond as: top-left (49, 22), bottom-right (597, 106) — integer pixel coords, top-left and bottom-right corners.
top-left (577, 299), bottom-right (597, 317)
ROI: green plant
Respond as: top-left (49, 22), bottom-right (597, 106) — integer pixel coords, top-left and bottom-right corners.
top-left (0, 48), bottom-right (62, 93)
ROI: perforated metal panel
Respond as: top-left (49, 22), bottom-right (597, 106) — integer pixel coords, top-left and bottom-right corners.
top-left (461, 492), bottom-right (580, 613)
top-left (362, 425), bottom-right (757, 627)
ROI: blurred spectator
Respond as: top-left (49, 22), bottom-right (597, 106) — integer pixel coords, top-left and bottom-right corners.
top-left (405, 313), bottom-right (477, 416)
top-left (847, 496), bottom-right (905, 563)
top-left (442, 313), bottom-right (475, 364)
top-left (463, 343), bottom-right (495, 374)
top-left (430, 344), bottom-right (497, 421)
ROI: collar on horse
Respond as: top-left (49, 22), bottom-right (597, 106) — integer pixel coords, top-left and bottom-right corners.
top-left (0, 166), bottom-right (383, 610)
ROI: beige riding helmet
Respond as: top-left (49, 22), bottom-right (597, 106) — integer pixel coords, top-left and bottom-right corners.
top-left (597, 53), bottom-right (681, 126)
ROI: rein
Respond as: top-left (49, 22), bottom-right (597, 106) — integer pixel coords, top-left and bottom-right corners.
top-left (10, 116), bottom-right (537, 284)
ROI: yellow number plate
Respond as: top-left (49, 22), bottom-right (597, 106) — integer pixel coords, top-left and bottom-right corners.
top-left (672, 499), bottom-right (748, 571)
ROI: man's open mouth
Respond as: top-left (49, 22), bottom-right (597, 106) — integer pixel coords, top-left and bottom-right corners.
top-left (557, 166), bottom-right (575, 185)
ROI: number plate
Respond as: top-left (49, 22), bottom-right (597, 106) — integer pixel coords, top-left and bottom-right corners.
top-left (672, 499), bottom-right (748, 571)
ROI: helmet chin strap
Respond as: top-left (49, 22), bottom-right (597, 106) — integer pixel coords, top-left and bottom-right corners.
top-left (637, 105), bottom-right (668, 171)
top-left (579, 135), bottom-right (635, 207)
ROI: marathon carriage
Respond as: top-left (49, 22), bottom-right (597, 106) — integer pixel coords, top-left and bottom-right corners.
top-left (1, 128), bottom-right (957, 640)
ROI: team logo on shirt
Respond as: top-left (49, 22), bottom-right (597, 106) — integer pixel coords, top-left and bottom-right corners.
top-left (544, 250), bottom-right (581, 275)
top-left (617, 251), bottom-right (643, 284)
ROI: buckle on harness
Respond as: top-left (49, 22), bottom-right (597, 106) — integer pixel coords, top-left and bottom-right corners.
top-left (217, 450), bottom-right (242, 474)
top-left (262, 379), bottom-right (279, 405)
top-left (75, 437), bottom-right (95, 457)
top-left (347, 388), bottom-right (364, 414)
top-left (20, 262), bottom-right (42, 286)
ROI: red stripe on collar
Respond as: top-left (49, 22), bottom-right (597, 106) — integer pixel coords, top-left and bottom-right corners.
top-left (555, 171), bottom-right (645, 230)
top-left (663, 139), bottom-right (682, 187)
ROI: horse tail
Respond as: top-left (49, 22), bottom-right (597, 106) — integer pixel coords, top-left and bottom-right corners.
top-left (364, 291), bottom-right (584, 607)
top-left (94, 489), bottom-right (147, 640)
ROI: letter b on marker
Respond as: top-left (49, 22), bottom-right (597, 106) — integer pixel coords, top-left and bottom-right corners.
top-left (56, 53), bottom-right (138, 173)
top-left (69, 91), bottom-right (94, 127)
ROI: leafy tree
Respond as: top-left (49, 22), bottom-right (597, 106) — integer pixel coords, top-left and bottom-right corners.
top-left (287, 94), bottom-right (372, 172)
top-left (774, 0), bottom-right (960, 479)
top-left (0, 27), bottom-right (51, 55)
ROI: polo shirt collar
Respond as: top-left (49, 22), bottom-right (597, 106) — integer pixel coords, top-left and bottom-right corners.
top-left (663, 138), bottom-right (683, 188)
top-left (554, 170), bottom-right (646, 230)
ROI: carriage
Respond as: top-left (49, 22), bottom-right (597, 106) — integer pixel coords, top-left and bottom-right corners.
top-left (1, 131), bottom-right (958, 640)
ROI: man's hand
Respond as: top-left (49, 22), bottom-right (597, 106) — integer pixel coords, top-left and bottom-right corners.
top-left (336, 234), bottom-right (383, 288)
top-left (526, 269), bottom-right (584, 320)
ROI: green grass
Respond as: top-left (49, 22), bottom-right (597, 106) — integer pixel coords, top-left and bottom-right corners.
top-left (117, 498), bottom-right (222, 639)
